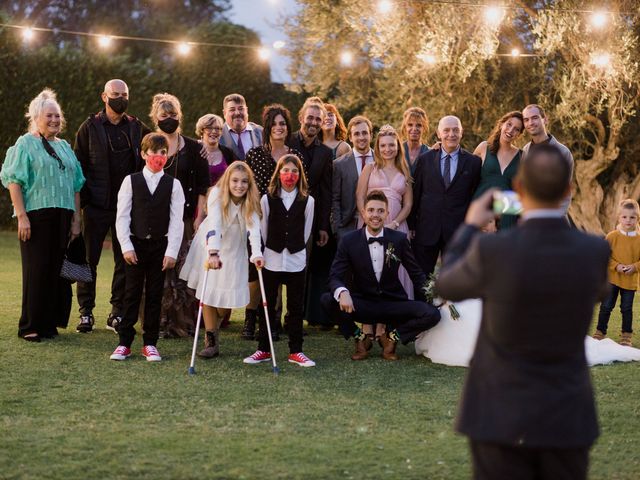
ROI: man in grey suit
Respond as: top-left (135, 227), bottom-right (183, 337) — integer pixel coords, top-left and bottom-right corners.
top-left (219, 93), bottom-right (263, 160)
top-left (331, 115), bottom-right (374, 240)
top-left (436, 144), bottom-right (610, 480)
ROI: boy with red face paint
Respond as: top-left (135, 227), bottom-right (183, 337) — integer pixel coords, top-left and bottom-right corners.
top-left (243, 154), bottom-right (316, 367)
top-left (110, 133), bottom-right (185, 361)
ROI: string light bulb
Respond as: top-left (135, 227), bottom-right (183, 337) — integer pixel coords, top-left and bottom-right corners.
top-left (484, 6), bottom-right (504, 25)
top-left (340, 50), bottom-right (354, 66)
top-left (98, 35), bottom-right (112, 48)
top-left (272, 40), bottom-right (286, 50)
top-left (22, 27), bottom-right (35, 41)
top-left (511, 48), bottom-right (521, 57)
top-left (258, 47), bottom-right (271, 61)
top-left (378, 0), bottom-right (394, 14)
top-left (590, 11), bottom-right (608, 28)
top-left (176, 42), bottom-right (192, 55)
top-left (590, 52), bottom-right (611, 68)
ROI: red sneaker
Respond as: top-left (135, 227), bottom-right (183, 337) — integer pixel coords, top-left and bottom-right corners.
top-left (243, 350), bottom-right (272, 364)
top-left (142, 345), bottom-right (162, 362)
top-left (110, 345), bottom-right (131, 361)
top-left (288, 352), bottom-right (316, 367)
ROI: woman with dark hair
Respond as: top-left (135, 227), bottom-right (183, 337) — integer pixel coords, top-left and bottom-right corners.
top-left (1, 89), bottom-right (85, 341)
top-left (241, 104), bottom-right (305, 340)
top-left (149, 93), bottom-right (210, 337)
top-left (320, 103), bottom-right (351, 160)
top-left (472, 111), bottom-right (524, 229)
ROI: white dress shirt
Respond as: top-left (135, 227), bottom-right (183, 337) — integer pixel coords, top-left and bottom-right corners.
top-left (116, 166), bottom-right (185, 259)
top-left (261, 188), bottom-right (315, 272)
top-left (354, 148), bottom-right (374, 176)
top-left (229, 123), bottom-right (257, 151)
top-left (521, 208), bottom-right (566, 222)
top-left (334, 227), bottom-right (384, 302)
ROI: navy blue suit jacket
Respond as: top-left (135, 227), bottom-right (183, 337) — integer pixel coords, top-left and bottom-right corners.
top-left (329, 227), bottom-right (426, 302)
top-left (409, 148), bottom-right (481, 246)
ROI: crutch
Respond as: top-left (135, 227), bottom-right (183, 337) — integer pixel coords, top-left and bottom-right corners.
top-left (257, 267), bottom-right (280, 375)
top-left (188, 267), bottom-right (211, 375)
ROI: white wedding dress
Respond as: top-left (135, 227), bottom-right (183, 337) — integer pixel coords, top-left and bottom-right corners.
top-left (415, 299), bottom-right (640, 367)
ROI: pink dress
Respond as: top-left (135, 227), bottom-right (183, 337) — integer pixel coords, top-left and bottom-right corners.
top-left (359, 167), bottom-right (414, 299)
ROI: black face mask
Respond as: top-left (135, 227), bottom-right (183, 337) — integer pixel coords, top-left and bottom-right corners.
top-left (158, 117), bottom-right (179, 134)
top-left (108, 96), bottom-right (128, 114)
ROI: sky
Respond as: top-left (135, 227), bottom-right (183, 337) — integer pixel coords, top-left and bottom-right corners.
top-left (228, 0), bottom-right (298, 84)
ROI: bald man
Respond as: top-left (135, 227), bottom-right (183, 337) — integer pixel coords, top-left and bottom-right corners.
top-left (408, 115), bottom-right (481, 280)
top-left (73, 79), bottom-right (151, 333)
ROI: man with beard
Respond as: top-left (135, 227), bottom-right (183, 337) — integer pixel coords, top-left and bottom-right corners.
top-left (332, 115), bottom-right (374, 241)
top-left (74, 79), bottom-right (151, 333)
top-left (219, 93), bottom-right (263, 161)
top-left (522, 104), bottom-right (574, 214)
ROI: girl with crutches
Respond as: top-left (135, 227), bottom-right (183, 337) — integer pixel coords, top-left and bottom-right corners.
top-left (181, 161), bottom-right (263, 358)
top-left (243, 154), bottom-right (316, 367)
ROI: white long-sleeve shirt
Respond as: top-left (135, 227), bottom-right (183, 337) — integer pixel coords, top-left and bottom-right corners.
top-left (260, 189), bottom-right (314, 272)
top-left (116, 167), bottom-right (185, 259)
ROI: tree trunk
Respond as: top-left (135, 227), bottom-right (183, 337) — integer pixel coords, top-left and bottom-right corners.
top-left (569, 148), bottom-right (611, 235)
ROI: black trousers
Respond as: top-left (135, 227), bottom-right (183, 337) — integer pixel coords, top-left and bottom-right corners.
top-left (470, 440), bottom-right (589, 480)
top-left (118, 237), bottom-right (167, 348)
top-left (320, 292), bottom-right (440, 344)
top-left (77, 205), bottom-right (126, 316)
top-left (259, 269), bottom-right (306, 353)
top-left (413, 235), bottom-right (447, 278)
top-left (18, 208), bottom-right (73, 336)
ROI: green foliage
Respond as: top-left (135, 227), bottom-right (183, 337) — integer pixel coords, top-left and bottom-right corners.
top-left (0, 233), bottom-right (639, 479)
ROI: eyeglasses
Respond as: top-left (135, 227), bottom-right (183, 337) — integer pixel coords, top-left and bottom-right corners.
top-left (203, 127), bottom-right (222, 133)
top-left (107, 131), bottom-right (133, 153)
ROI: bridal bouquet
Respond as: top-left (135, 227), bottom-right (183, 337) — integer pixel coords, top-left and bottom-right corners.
top-left (422, 268), bottom-right (461, 320)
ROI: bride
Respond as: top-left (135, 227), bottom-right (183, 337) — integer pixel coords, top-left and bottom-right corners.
top-left (415, 298), bottom-right (640, 367)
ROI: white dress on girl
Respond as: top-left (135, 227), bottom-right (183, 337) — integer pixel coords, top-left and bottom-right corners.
top-left (180, 186), bottom-right (261, 308)
top-left (415, 299), bottom-right (640, 367)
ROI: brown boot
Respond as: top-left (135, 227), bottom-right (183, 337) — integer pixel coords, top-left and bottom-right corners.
top-left (351, 335), bottom-right (373, 361)
top-left (378, 334), bottom-right (399, 361)
top-left (620, 331), bottom-right (633, 347)
top-left (593, 329), bottom-right (606, 340)
top-left (198, 330), bottom-right (219, 358)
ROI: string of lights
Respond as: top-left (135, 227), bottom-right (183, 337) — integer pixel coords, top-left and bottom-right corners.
top-left (1, 1), bottom-right (627, 68)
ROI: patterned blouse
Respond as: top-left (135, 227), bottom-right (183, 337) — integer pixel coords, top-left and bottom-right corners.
top-left (244, 146), bottom-right (306, 196)
top-left (1, 133), bottom-right (85, 212)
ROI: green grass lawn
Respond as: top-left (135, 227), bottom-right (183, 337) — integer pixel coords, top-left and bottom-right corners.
top-left (0, 230), bottom-right (638, 480)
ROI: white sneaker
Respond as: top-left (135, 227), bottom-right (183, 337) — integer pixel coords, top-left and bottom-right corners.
top-left (288, 352), bottom-right (316, 367)
top-left (142, 345), bottom-right (162, 362)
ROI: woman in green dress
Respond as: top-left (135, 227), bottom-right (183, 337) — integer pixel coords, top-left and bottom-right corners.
top-left (473, 111), bottom-right (524, 229)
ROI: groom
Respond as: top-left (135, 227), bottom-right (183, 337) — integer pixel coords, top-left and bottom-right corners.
top-left (321, 190), bottom-right (440, 360)
top-left (436, 144), bottom-right (610, 480)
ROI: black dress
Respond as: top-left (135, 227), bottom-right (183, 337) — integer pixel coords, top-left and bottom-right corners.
top-left (244, 146), bottom-right (306, 196)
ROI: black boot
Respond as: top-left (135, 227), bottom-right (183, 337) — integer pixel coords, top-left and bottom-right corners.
top-left (241, 309), bottom-right (257, 340)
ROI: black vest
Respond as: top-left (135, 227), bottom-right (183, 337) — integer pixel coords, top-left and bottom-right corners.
top-left (130, 172), bottom-right (173, 240)
top-left (265, 194), bottom-right (308, 254)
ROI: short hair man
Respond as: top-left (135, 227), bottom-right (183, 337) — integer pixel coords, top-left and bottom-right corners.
top-left (73, 79), bottom-right (151, 333)
top-left (408, 115), bottom-right (482, 278)
top-left (331, 115), bottom-right (374, 240)
top-left (522, 104), bottom-right (574, 213)
top-left (321, 190), bottom-right (440, 360)
top-left (436, 144), bottom-right (610, 480)
top-left (219, 93), bottom-right (263, 160)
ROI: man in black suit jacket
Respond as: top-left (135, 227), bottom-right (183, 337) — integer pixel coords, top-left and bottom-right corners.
top-left (288, 99), bottom-right (333, 247)
top-left (321, 191), bottom-right (440, 360)
top-left (409, 115), bottom-right (481, 277)
top-left (436, 144), bottom-right (610, 480)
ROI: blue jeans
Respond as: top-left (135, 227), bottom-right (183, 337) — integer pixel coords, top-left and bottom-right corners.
top-left (597, 284), bottom-right (634, 334)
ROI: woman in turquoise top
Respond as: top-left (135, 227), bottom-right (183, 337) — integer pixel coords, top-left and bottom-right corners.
top-left (1, 89), bottom-right (85, 341)
top-left (472, 111), bottom-right (524, 229)
top-left (400, 107), bottom-right (430, 178)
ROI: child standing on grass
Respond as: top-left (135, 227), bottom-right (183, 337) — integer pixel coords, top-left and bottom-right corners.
top-left (243, 154), bottom-right (316, 367)
top-left (110, 133), bottom-right (185, 361)
top-left (594, 198), bottom-right (640, 347)
top-left (180, 161), bottom-right (264, 358)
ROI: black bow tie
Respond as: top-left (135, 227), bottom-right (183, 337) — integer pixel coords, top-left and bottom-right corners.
top-left (368, 236), bottom-right (384, 245)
